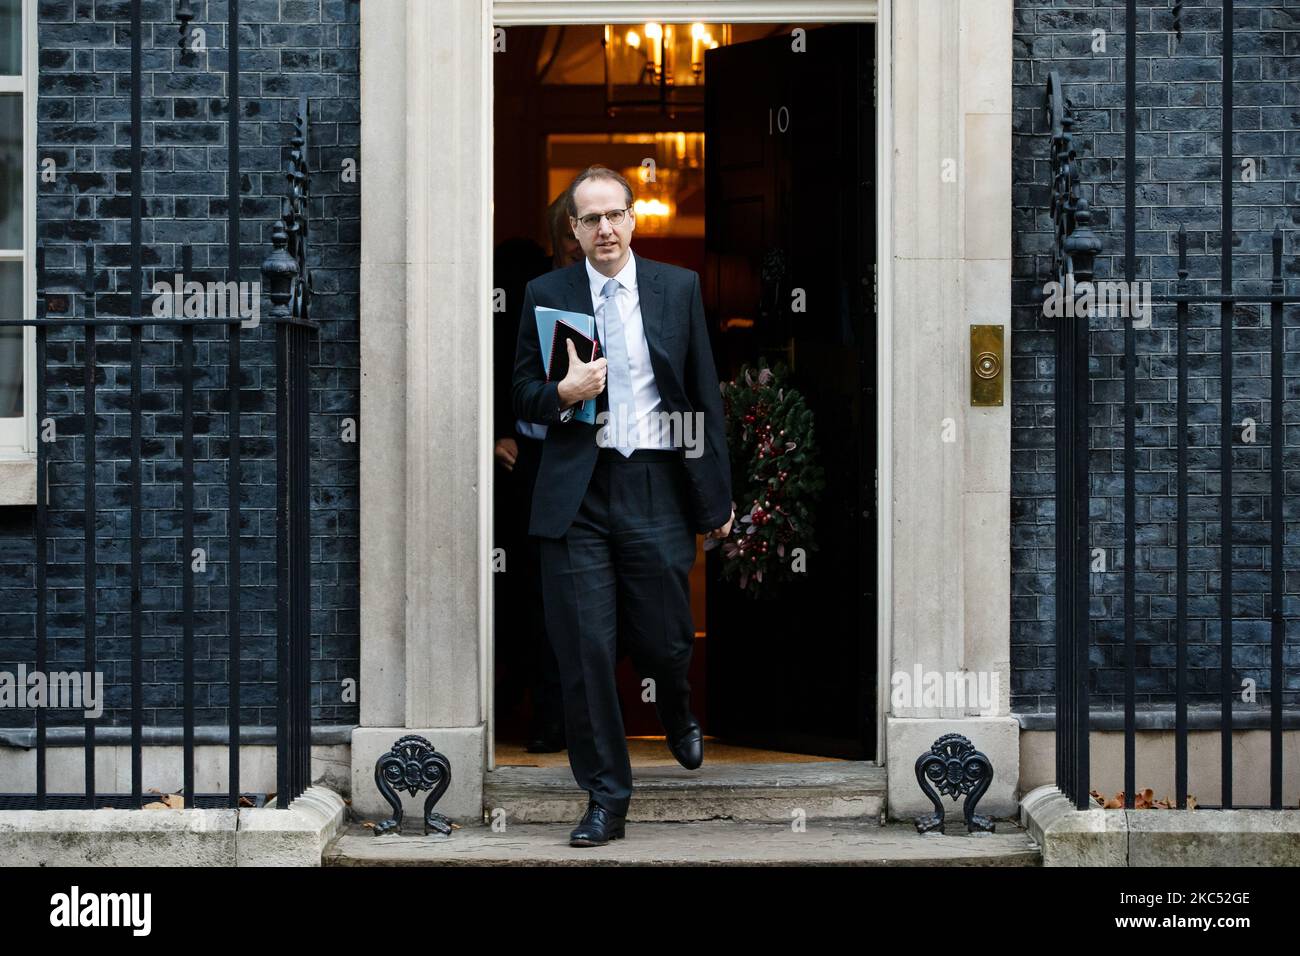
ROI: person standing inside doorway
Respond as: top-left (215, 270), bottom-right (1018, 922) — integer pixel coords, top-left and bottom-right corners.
top-left (512, 165), bottom-right (734, 847)
top-left (492, 197), bottom-right (584, 753)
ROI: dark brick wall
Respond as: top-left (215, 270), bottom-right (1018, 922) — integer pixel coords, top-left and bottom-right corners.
top-left (1012, 0), bottom-right (1300, 713)
top-left (0, 0), bottom-right (359, 731)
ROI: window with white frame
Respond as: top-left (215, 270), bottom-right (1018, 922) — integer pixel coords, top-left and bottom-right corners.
top-left (0, 0), bottom-right (34, 457)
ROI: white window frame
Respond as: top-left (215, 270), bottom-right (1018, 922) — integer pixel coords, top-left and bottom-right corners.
top-left (0, 0), bottom-right (36, 458)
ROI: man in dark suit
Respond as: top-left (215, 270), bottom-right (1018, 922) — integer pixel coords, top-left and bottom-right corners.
top-left (512, 165), bottom-right (734, 847)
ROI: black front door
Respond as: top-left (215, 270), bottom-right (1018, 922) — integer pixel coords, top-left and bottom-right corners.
top-left (702, 24), bottom-right (877, 759)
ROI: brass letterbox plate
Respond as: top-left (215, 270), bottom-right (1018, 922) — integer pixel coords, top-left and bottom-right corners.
top-left (970, 325), bottom-right (1004, 407)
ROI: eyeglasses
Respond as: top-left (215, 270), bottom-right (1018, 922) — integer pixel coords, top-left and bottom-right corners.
top-left (571, 208), bottom-right (630, 231)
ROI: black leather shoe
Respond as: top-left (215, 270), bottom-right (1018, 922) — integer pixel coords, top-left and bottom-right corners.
top-left (525, 727), bottom-right (566, 753)
top-left (667, 718), bottom-right (703, 770)
top-left (569, 799), bottom-right (626, 847)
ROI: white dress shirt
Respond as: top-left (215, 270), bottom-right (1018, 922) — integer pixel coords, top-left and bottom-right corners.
top-left (583, 248), bottom-right (672, 449)
top-left (515, 418), bottom-right (547, 440)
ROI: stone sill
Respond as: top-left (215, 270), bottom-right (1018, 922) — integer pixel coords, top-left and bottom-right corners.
top-left (0, 458), bottom-right (36, 506)
top-left (0, 785), bottom-right (347, 866)
top-left (1016, 709), bottom-right (1300, 732)
top-left (326, 820), bottom-right (1042, 867)
top-left (1021, 785), bottom-right (1300, 866)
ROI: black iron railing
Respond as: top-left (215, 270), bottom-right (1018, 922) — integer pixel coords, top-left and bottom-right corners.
top-left (0, 0), bottom-right (316, 810)
top-left (1050, 0), bottom-right (1300, 812)
top-left (267, 100), bottom-right (316, 809)
top-left (1046, 69), bottom-right (1100, 813)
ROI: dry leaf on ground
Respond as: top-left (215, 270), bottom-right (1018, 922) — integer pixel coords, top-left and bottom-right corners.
top-left (1090, 787), bottom-right (1198, 809)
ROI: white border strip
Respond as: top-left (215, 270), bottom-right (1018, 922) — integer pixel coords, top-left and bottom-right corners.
top-left (494, 0), bottom-right (877, 25)
top-left (482, 0), bottom-right (497, 770)
top-left (873, 0), bottom-right (891, 768)
top-left (485, 0), bottom-right (886, 769)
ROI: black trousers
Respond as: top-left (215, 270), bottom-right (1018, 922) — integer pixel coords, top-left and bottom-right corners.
top-left (538, 447), bottom-right (698, 818)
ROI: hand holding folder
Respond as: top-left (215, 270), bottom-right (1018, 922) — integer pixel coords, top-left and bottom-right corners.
top-left (536, 306), bottom-right (601, 424)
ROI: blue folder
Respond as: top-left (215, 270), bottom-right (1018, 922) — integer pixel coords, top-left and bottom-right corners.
top-left (535, 306), bottom-right (598, 424)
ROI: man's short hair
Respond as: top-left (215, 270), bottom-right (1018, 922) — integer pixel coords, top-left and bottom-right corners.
top-left (565, 165), bottom-right (635, 218)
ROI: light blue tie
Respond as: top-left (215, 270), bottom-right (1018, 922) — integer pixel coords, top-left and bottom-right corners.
top-left (601, 277), bottom-right (637, 456)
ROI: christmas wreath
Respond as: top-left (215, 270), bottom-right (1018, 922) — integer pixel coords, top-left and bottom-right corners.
top-left (705, 358), bottom-right (825, 597)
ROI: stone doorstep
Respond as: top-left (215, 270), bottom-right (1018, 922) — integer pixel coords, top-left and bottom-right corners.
top-left (0, 786), bottom-right (348, 867)
top-left (1020, 785), bottom-right (1300, 867)
top-left (324, 819), bottom-right (1042, 866)
top-left (481, 761), bottom-right (888, 823)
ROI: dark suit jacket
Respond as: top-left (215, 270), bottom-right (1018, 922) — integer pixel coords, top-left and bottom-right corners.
top-left (511, 253), bottom-right (732, 539)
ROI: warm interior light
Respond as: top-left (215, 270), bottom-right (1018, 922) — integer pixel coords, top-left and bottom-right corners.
top-left (634, 198), bottom-right (671, 217)
top-left (626, 29), bottom-right (640, 48)
top-left (690, 23), bottom-right (707, 39)
top-left (644, 23), bottom-right (663, 68)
